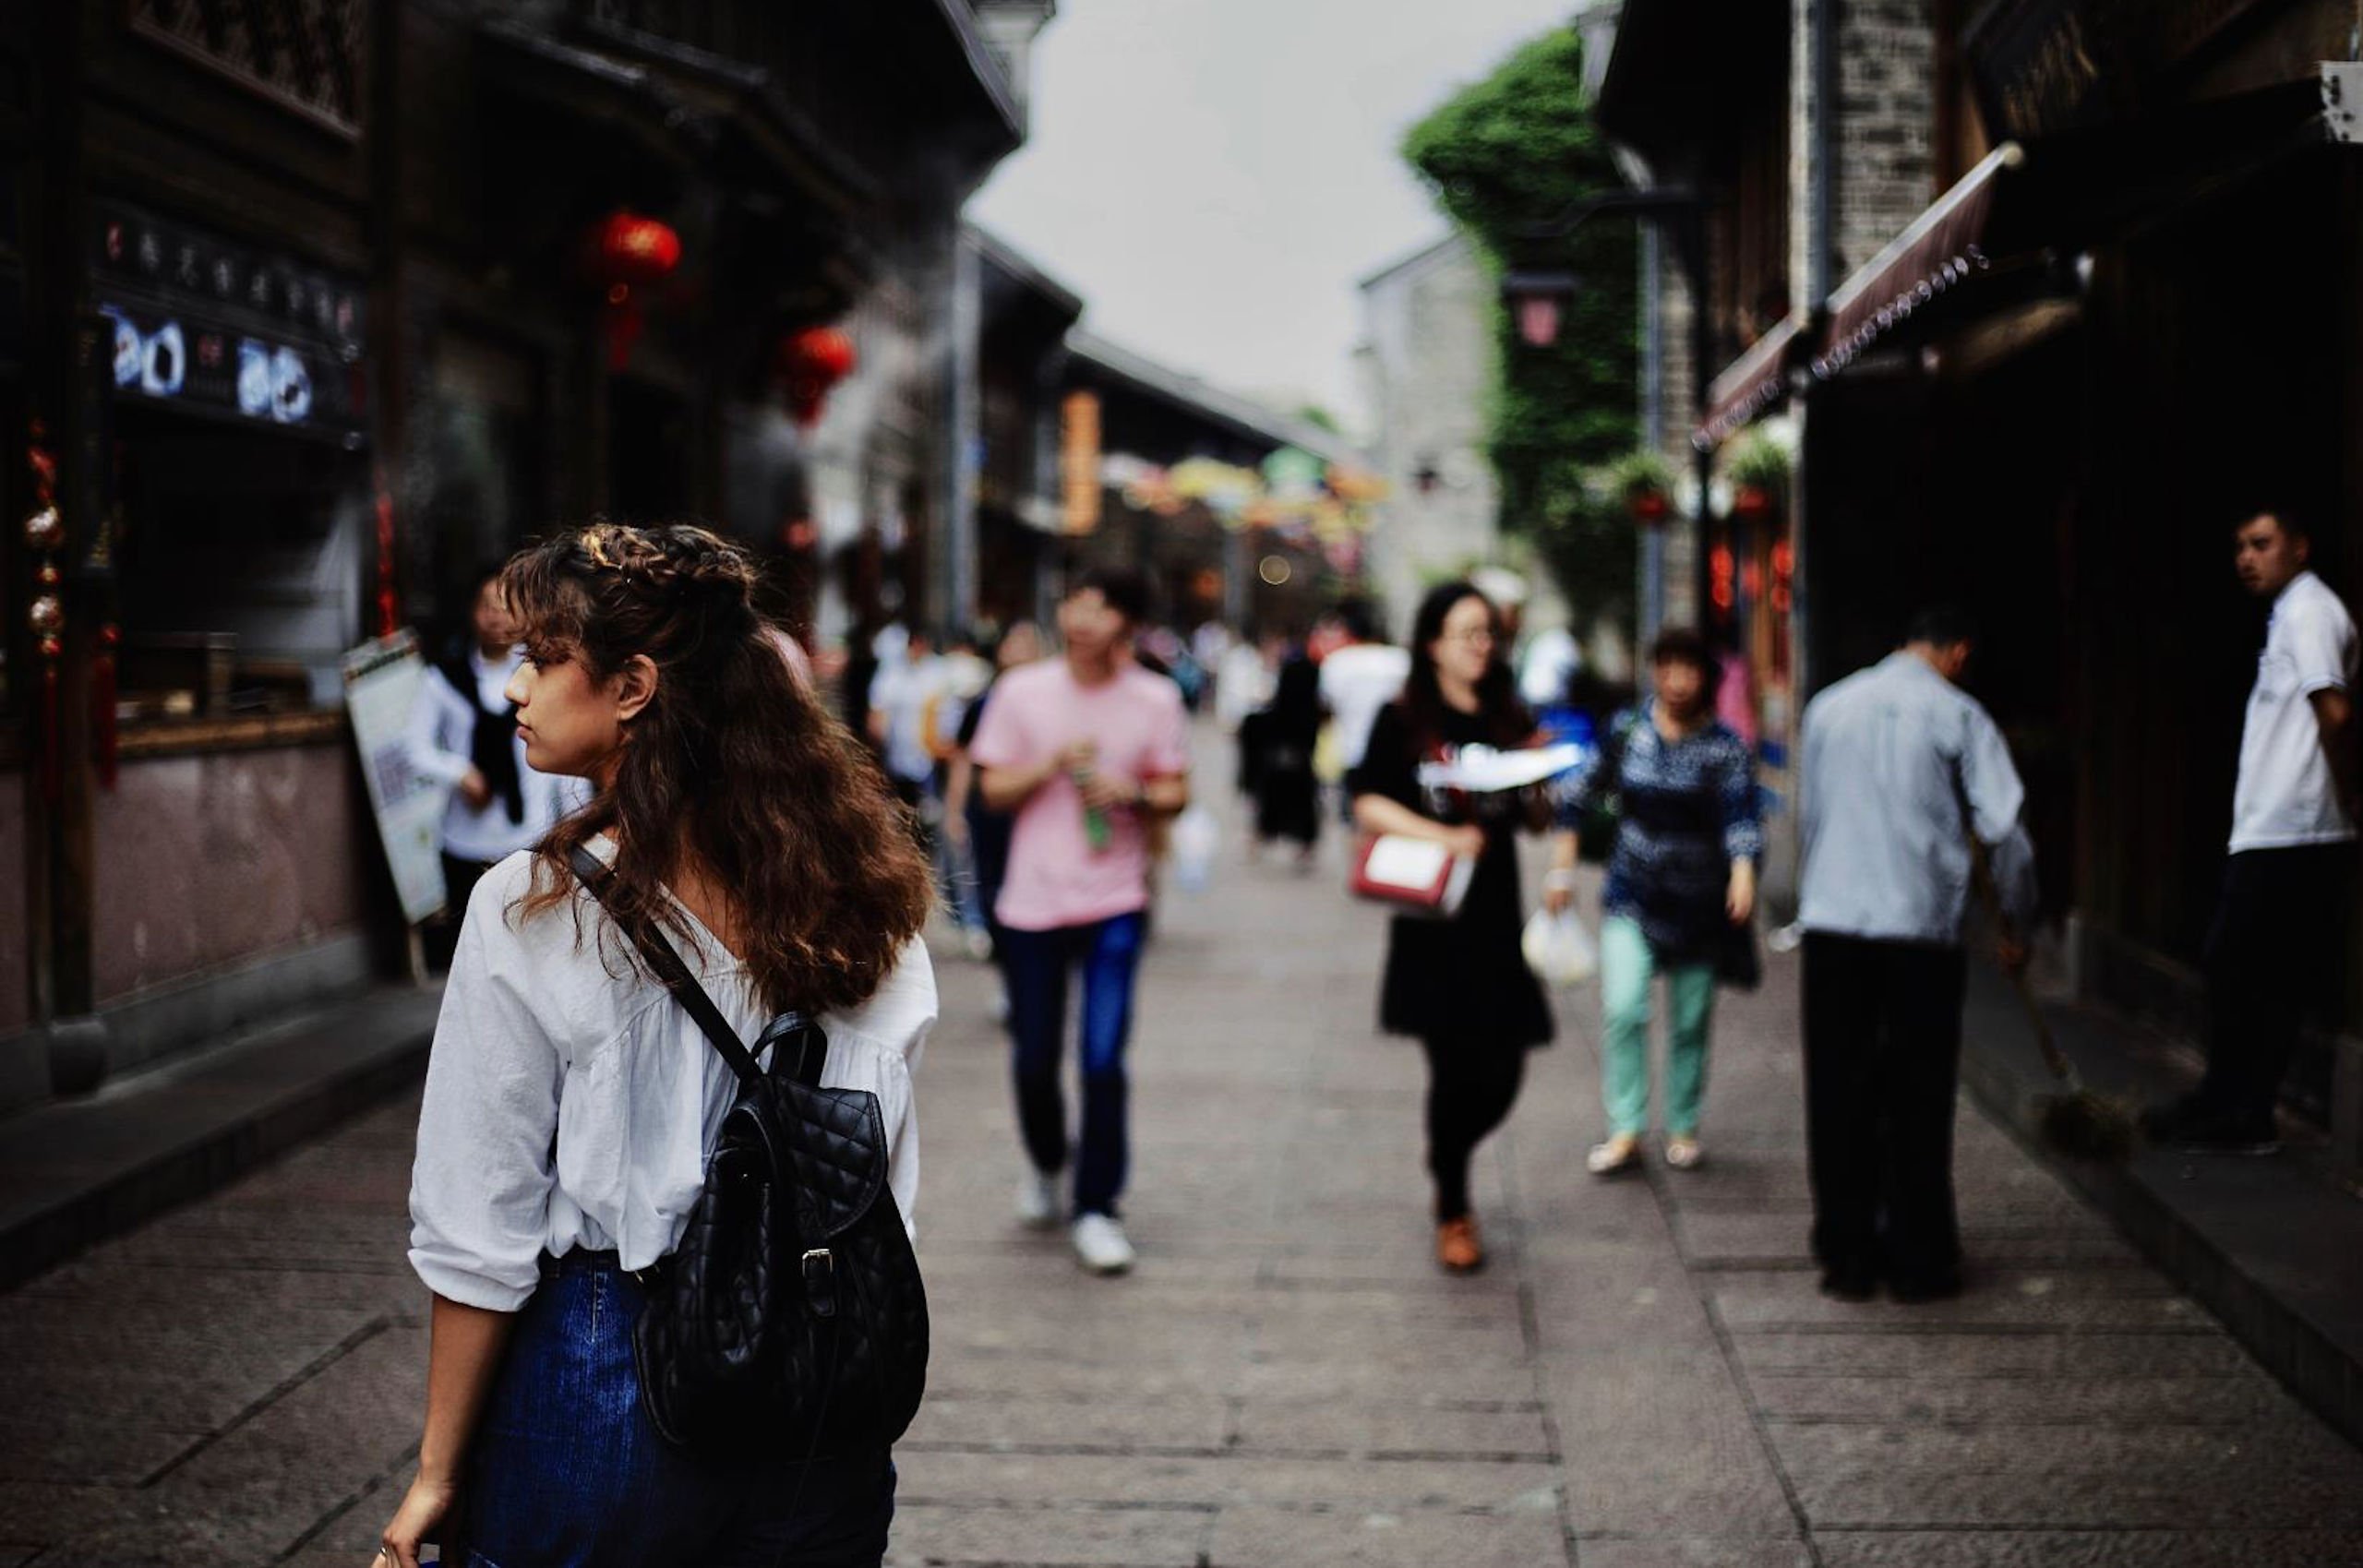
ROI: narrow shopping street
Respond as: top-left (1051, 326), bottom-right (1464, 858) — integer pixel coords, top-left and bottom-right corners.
top-left (6, 772), bottom-right (2363, 1567)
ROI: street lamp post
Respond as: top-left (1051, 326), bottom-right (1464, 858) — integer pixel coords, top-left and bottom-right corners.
top-left (1503, 187), bottom-right (1712, 653)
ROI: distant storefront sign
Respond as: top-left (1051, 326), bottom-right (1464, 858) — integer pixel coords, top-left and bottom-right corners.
top-left (1062, 389), bottom-right (1102, 536)
top-left (90, 202), bottom-right (367, 442)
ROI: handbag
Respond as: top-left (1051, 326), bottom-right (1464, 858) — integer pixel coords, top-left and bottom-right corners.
top-left (569, 846), bottom-right (930, 1459)
top-left (1349, 832), bottom-right (1477, 917)
top-left (1718, 915), bottom-right (1762, 991)
top-left (1573, 714), bottom-right (1636, 865)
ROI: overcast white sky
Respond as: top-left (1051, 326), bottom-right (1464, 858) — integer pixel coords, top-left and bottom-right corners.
top-left (967, 0), bottom-right (1583, 439)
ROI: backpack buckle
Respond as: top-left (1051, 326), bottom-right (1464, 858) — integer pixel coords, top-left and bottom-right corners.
top-left (801, 1247), bottom-right (838, 1318)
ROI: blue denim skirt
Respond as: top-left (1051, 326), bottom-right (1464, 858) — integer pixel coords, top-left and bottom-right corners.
top-left (458, 1251), bottom-right (895, 1568)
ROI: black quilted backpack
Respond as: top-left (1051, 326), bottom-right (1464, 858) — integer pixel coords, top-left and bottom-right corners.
top-left (570, 847), bottom-right (930, 1459)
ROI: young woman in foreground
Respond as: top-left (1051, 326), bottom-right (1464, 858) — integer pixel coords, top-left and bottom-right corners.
top-left (378, 522), bottom-right (937, 1568)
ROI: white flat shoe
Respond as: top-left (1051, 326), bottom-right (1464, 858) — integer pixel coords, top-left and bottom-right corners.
top-left (1663, 1136), bottom-right (1704, 1171)
top-left (1587, 1134), bottom-right (1643, 1176)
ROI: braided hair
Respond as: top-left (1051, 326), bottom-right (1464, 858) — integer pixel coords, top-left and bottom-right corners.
top-left (501, 521), bottom-right (933, 1015)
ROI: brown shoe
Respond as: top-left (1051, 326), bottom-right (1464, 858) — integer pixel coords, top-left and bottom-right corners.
top-left (1435, 1215), bottom-right (1485, 1275)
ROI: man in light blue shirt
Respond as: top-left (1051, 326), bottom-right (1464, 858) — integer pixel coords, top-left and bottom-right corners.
top-left (1796, 606), bottom-right (2037, 1304)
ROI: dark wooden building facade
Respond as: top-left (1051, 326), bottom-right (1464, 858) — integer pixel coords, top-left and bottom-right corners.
top-left (1602, 0), bottom-right (2363, 1151)
top-left (0, 1), bottom-right (1030, 1107)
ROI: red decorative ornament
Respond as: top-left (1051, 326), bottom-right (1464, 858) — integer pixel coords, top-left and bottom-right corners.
top-left (1628, 488), bottom-right (1670, 524)
top-left (776, 325), bottom-right (858, 427)
top-left (583, 210), bottom-right (683, 370)
top-left (1733, 484), bottom-right (1772, 520)
top-left (589, 211), bottom-right (683, 288)
top-left (373, 468), bottom-right (401, 639)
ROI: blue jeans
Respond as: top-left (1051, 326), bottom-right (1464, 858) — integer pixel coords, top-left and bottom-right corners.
top-left (1001, 911), bottom-right (1146, 1217)
top-left (459, 1253), bottom-right (895, 1567)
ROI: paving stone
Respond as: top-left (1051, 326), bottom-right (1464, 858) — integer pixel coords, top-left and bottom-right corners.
top-left (1708, 1269), bottom-right (2204, 1334)
top-left (1730, 1330), bottom-right (2251, 1380)
top-left (1813, 1530), bottom-right (2363, 1567)
top-left (883, 1502), bottom-right (1212, 1566)
top-left (1229, 1350), bottom-right (1541, 1408)
top-left (1750, 1371), bottom-right (2297, 1426)
top-left (904, 1394), bottom-right (1232, 1454)
top-left (1545, 1362), bottom-right (1798, 1539)
top-left (894, 1450), bottom-right (1565, 1513)
top-left (1204, 1503), bottom-right (1566, 1566)
top-left (1775, 1420), bottom-right (2363, 1529)
top-left (1573, 1540), bottom-right (1814, 1568)
top-left (1229, 1402), bottom-right (1553, 1459)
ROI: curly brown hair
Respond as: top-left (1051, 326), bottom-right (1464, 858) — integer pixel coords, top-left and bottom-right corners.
top-left (502, 521), bottom-right (933, 1016)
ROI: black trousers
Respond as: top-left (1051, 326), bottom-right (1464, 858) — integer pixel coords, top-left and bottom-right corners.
top-left (1419, 1038), bottom-right (1527, 1222)
top-left (2198, 844), bottom-right (2352, 1124)
top-left (1801, 934), bottom-right (1967, 1286)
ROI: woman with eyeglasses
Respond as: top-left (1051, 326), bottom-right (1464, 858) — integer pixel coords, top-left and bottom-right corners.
top-left (1347, 581), bottom-right (1555, 1274)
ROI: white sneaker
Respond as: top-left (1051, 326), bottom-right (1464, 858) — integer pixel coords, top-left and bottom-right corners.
top-left (1071, 1213), bottom-right (1136, 1275)
top-left (963, 927), bottom-right (995, 963)
top-left (1014, 1168), bottom-right (1061, 1230)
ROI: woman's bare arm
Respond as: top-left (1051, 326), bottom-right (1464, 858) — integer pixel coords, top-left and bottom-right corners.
top-left (378, 1295), bottom-right (516, 1567)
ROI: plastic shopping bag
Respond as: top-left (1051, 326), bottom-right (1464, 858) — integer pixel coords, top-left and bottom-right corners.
top-left (1170, 805), bottom-right (1221, 893)
top-left (1522, 906), bottom-right (1600, 987)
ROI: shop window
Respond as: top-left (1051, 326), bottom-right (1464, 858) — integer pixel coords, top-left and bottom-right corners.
top-left (421, 334), bottom-right (545, 633)
top-left (111, 406), bottom-right (365, 720)
top-left (128, 0), bottom-right (366, 137)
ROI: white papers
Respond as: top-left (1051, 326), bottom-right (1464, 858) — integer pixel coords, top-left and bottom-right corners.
top-left (1417, 742), bottom-right (1586, 794)
top-left (1362, 834), bottom-right (1452, 890)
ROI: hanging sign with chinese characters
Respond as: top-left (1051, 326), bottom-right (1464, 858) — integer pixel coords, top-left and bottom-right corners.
top-left (90, 202), bottom-right (367, 442)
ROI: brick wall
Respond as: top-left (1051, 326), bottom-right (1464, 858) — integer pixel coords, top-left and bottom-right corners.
top-left (1831, 0), bottom-right (1938, 282)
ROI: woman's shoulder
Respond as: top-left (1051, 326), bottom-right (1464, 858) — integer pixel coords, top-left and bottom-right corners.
top-left (464, 850), bottom-right (545, 939)
top-left (823, 937), bottom-right (939, 1062)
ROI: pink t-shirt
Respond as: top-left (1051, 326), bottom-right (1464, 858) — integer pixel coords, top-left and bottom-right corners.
top-left (968, 659), bottom-right (1192, 933)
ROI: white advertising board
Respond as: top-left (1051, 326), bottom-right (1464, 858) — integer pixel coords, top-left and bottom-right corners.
top-left (342, 629), bottom-right (448, 925)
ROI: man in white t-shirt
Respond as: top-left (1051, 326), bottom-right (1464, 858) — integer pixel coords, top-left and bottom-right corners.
top-left (2148, 509), bottom-right (2358, 1154)
top-left (1317, 599), bottom-right (1409, 774)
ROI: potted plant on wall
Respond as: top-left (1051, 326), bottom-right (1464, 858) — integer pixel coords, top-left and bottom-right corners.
top-left (1603, 449), bottom-right (1677, 525)
top-left (1725, 430), bottom-right (1792, 521)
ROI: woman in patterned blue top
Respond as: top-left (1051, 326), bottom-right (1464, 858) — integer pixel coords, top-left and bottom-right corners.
top-left (1550, 627), bottom-right (1762, 1176)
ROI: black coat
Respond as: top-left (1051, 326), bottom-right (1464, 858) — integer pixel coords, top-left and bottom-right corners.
top-left (1347, 701), bottom-right (1554, 1051)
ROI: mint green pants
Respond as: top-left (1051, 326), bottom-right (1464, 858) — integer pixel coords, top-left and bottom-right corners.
top-left (1599, 915), bottom-right (1717, 1138)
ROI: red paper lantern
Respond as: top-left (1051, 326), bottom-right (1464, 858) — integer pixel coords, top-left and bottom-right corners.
top-left (1629, 488), bottom-right (1670, 524)
top-left (783, 326), bottom-right (858, 383)
top-left (589, 211), bottom-right (683, 292)
top-left (582, 211), bottom-right (682, 370)
top-left (776, 325), bottom-right (858, 427)
top-left (1733, 484), bottom-right (1773, 519)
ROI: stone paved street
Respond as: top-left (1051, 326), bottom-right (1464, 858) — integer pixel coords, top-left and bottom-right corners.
top-left (7, 771), bottom-right (2363, 1565)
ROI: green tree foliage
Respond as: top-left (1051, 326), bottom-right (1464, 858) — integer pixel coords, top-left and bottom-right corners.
top-left (1402, 28), bottom-right (1638, 625)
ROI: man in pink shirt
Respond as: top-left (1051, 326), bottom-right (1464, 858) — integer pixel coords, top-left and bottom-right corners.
top-left (972, 569), bottom-right (1193, 1274)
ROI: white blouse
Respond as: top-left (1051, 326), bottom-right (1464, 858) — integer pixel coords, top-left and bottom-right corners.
top-left (408, 846), bottom-right (937, 1312)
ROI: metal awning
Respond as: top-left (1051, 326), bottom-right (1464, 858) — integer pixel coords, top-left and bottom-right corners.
top-left (1692, 315), bottom-right (1807, 451)
top-left (1815, 145), bottom-right (2020, 379)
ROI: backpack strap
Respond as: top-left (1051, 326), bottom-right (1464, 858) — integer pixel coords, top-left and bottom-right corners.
top-left (567, 844), bottom-right (783, 1089)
